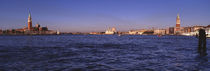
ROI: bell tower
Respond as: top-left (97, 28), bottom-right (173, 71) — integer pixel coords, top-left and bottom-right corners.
top-left (28, 11), bottom-right (32, 31)
top-left (175, 13), bottom-right (181, 34)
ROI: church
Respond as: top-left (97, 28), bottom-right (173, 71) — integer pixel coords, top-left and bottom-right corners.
top-left (9, 11), bottom-right (57, 35)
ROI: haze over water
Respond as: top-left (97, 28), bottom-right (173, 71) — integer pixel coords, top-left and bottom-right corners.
top-left (0, 35), bottom-right (209, 71)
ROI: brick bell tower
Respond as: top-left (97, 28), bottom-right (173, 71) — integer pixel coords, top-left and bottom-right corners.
top-left (28, 11), bottom-right (32, 31)
top-left (175, 13), bottom-right (181, 34)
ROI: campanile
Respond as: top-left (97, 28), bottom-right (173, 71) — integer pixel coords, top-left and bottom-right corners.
top-left (175, 14), bottom-right (181, 34)
top-left (28, 12), bottom-right (32, 31)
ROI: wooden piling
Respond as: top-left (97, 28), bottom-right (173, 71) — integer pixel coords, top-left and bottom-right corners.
top-left (198, 29), bottom-right (207, 56)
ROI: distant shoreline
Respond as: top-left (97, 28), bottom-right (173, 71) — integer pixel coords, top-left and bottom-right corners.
top-left (0, 34), bottom-right (194, 36)
top-left (2, 34), bottom-right (210, 39)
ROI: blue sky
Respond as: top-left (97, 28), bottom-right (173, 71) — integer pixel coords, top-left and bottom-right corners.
top-left (0, 0), bottom-right (210, 32)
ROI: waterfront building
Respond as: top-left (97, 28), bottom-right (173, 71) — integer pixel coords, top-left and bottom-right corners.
top-left (105, 27), bottom-right (117, 34)
top-left (89, 32), bottom-right (104, 35)
top-left (38, 27), bottom-right (48, 31)
top-left (192, 26), bottom-right (204, 32)
top-left (0, 29), bottom-right (2, 34)
top-left (128, 29), bottom-right (146, 35)
top-left (36, 24), bottom-right (40, 28)
top-left (181, 27), bottom-right (194, 36)
top-left (119, 32), bottom-right (129, 35)
top-left (181, 26), bottom-right (206, 36)
top-left (169, 27), bottom-right (174, 35)
top-left (89, 32), bottom-right (98, 35)
top-left (154, 29), bottom-right (166, 35)
top-left (128, 30), bottom-right (138, 35)
top-left (183, 27), bottom-right (193, 33)
top-left (166, 28), bottom-right (169, 35)
top-left (205, 25), bottom-right (210, 38)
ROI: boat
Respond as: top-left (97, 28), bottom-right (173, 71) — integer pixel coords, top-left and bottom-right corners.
top-left (56, 30), bottom-right (60, 35)
top-left (207, 34), bottom-right (210, 38)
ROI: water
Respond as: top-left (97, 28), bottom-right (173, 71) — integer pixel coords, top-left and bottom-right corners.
top-left (0, 35), bottom-right (209, 71)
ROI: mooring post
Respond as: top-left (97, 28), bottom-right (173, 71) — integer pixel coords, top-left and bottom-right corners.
top-left (198, 29), bottom-right (207, 56)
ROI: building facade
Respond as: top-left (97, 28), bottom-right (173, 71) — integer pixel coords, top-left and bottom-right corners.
top-left (105, 27), bottom-right (117, 34)
top-left (0, 29), bottom-right (2, 34)
top-left (205, 25), bottom-right (210, 38)
top-left (128, 29), bottom-right (146, 35)
top-left (154, 29), bottom-right (166, 35)
top-left (169, 27), bottom-right (174, 35)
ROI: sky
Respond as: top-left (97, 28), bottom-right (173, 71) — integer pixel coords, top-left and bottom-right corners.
top-left (0, 0), bottom-right (210, 32)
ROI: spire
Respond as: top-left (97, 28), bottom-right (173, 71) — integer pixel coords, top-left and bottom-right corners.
top-left (28, 9), bottom-right (32, 22)
top-left (177, 13), bottom-right (180, 19)
top-left (28, 10), bottom-right (31, 18)
top-left (176, 13), bottom-right (181, 25)
top-left (27, 9), bottom-right (32, 31)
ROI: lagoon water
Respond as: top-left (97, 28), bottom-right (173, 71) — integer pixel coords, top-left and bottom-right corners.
top-left (0, 35), bottom-right (209, 71)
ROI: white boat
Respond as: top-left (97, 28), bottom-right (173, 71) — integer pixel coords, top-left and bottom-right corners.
top-left (207, 34), bottom-right (210, 38)
top-left (205, 27), bottom-right (210, 38)
top-left (56, 30), bottom-right (60, 35)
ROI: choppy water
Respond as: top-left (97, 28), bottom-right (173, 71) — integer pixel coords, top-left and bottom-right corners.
top-left (0, 35), bottom-right (209, 71)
